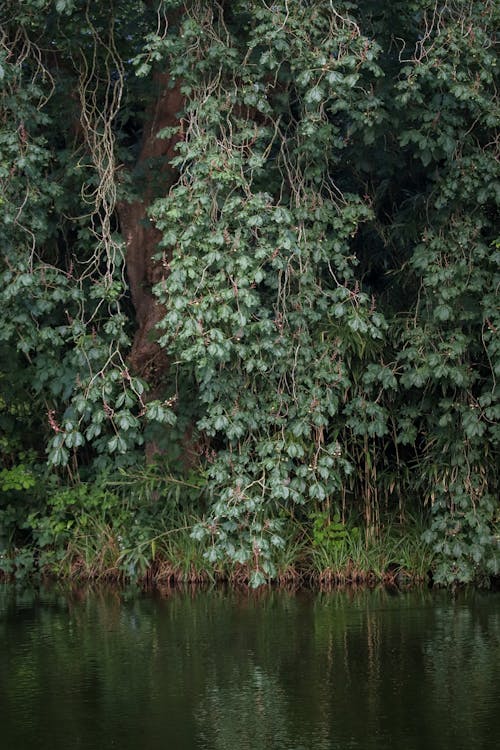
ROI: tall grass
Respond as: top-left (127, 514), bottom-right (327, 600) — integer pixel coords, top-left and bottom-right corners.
top-left (2, 480), bottom-right (435, 587)
top-left (306, 514), bottom-right (433, 586)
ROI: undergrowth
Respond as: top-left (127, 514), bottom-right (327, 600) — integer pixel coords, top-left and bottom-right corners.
top-left (0, 476), bottom-right (449, 588)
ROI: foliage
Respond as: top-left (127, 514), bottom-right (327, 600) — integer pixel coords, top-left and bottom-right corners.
top-left (310, 510), bottom-right (359, 553)
top-left (0, 0), bottom-right (498, 586)
top-left (308, 515), bottom-right (434, 585)
top-left (0, 0), bottom-right (175, 471)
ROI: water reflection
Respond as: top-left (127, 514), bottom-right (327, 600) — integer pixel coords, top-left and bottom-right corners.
top-left (0, 585), bottom-right (498, 750)
top-left (196, 664), bottom-right (292, 749)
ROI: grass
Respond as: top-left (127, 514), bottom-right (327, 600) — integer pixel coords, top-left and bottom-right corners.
top-left (1, 508), bottom-right (435, 588)
top-left (305, 516), bottom-right (434, 586)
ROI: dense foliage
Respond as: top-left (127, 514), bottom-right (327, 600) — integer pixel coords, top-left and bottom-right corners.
top-left (0, 0), bottom-right (498, 585)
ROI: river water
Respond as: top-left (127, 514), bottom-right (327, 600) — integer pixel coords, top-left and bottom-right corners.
top-left (1, 585), bottom-right (498, 749)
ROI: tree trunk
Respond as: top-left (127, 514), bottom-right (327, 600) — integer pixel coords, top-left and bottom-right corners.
top-left (118, 73), bottom-right (185, 464)
top-left (118, 72), bottom-right (183, 388)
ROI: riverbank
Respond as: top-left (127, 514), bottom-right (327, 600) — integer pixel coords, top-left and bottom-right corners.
top-left (2, 477), bottom-right (498, 588)
top-left (0, 518), bottom-right (442, 588)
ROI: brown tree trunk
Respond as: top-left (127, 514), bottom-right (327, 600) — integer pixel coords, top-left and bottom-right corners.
top-left (117, 73), bottom-right (186, 464)
top-left (118, 72), bottom-right (183, 388)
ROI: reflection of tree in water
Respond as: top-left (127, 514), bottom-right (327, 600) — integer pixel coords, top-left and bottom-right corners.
top-left (421, 595), bottom-right (500, 745)
top-left (196, 663), bottom-right (296, 750)
top-left (2, 587), bottom-right (499, 750)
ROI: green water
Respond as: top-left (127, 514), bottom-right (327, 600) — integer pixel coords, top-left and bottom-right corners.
top-left (1, 586), bottom-right (498, 750)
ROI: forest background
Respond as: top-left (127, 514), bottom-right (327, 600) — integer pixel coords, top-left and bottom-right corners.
top-left (0, 0), bottom-right (498, 587)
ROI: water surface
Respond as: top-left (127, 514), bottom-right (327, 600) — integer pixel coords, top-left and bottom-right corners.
top-left (1, 585), bottom-right (498, 749)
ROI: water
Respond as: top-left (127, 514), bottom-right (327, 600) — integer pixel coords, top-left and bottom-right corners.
top-left (1, 585), bottom-right (498, 750)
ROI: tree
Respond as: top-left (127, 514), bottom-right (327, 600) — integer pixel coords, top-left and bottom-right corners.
top-left (0, 0), bottom-right (498, 583)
